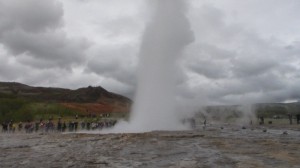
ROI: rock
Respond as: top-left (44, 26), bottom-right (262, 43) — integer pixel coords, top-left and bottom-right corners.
top-left (178, 160), bottom-right (197, 167)
top-left (19, 160), bottom-right (30, 165)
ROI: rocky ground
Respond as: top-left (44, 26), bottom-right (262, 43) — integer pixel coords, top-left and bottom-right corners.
top-left (1, 124), bottom-right (300, 168)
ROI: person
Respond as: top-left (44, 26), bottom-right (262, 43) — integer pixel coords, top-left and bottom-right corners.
top-left (45, 119), bottom-right (53, 132)
top-left (260, 116), bottom-right (264, 125)
top-left (57, 121), bottom-right (62, 132)
top-left (87, 122), bottom-right (91, 130)
top-left (203, 118), bottom-right (207, 130)
top-left (112, 120), bottom-right (117, 126)
top-left (12, 123), bottom-right (17, 133)
top-left (57, 118), bottom-right (62, 132)
top-left (25, 120), bottom-right (33, 133)
top-left (39, 119), bottom-right (45, 132)
top-left (18, 122), bottom-right (23, 132)
top-left (2, 122), bottom-right (8, 132)
top-left (74, 121), bottom-right (78, 132)
top-left (99, 122), bottom-right (103, 130)
top-left (49, 120), bottom-right (54, 131)
top-left (62, 122), bottom-right (67, 132)
top-left (45, 120), bottom-right (49, 132)
top-left (35, 121), bottom-right (39, 132)
top-left (288, 113), bottom-right (292, 125)
top-left (8, 120), bottom-right (13, 133)
top-left (296, 114), bottom-right (300, 124)
top-left (81, 121), bottom-right (86, 129)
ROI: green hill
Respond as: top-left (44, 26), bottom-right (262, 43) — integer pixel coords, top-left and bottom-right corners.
top-left (0, 82), bottom-right (132, 123)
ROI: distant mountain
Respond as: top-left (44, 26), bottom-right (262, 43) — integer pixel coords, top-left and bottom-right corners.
top-left (0, 82), bottom-right (132, 114)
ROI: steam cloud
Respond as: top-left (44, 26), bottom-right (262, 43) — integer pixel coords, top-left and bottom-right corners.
top-left (130, 0), bottom-right (194, 131)
top-left (107, 0), bottom-right (194, 132)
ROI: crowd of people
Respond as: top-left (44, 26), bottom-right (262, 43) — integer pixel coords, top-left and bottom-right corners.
top-left (1, 117), bottom-right (118, 133)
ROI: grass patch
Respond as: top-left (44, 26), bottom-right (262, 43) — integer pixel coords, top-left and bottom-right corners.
top-left (0, 98), bottom-right (81, 123)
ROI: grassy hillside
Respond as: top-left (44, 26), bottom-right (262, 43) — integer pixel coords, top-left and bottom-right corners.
top-left (0, 82), bottom-right (132, 123)
top-left (0, 82), bottom-right (131, 103)
top-left (0, 97), bottom-right (81, 123)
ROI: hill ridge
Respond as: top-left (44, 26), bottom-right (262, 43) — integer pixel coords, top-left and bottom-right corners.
top-left (0, 81), bottom-right (131, 104)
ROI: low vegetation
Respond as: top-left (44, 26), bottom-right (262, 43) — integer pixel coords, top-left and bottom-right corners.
top-left (0, 97), bottom-right (82, 123)
top-left (0, 82), bottom-right (131, 123)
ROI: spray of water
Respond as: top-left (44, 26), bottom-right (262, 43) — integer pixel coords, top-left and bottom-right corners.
top-left (236, 104), bottom-right (256, 125)
top-left (104, 0), bottom-right (194, 133)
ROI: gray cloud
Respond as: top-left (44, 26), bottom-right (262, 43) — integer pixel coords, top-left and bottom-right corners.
top-left (0, 49), bottom-right (28, 80)
top-left (181, 1), bottom-right (300, 105)
top-left (86, 44), bottom-right (137, 87)
top-left (0, 0), bottom-right (90, 69)
top-left (0, 0), bottom-right (63, 33)
top-left (2, 29), bottom-right (90, 68)
top-left (185, 43), bottom-right (234, 79)
top-left (0, 0), bottom-right (299, 106)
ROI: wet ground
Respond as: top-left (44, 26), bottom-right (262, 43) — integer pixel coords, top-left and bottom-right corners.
top-left (1, 124), bottom-right (300, 168)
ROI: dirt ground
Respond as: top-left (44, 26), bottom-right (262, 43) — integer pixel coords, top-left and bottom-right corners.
top-left (0, 124), bottom-right (300, 168)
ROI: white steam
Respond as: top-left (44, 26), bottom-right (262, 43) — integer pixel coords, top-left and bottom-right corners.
top-left (105, 0), bottom-right (194, 133)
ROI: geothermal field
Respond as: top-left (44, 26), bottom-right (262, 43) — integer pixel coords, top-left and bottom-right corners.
top-left (1, 0), bottom-right (300, 168)
top-left (1, 124), bottom-right (300, 168)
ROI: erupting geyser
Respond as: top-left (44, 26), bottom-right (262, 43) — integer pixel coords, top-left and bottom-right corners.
top-left (130, 0), bottom-right (194, 131)
top-left (107, 0), bottom-right (194, 133)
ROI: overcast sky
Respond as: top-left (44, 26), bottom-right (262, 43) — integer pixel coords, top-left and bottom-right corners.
top-left (0, 0), bottom-right (299, 105)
